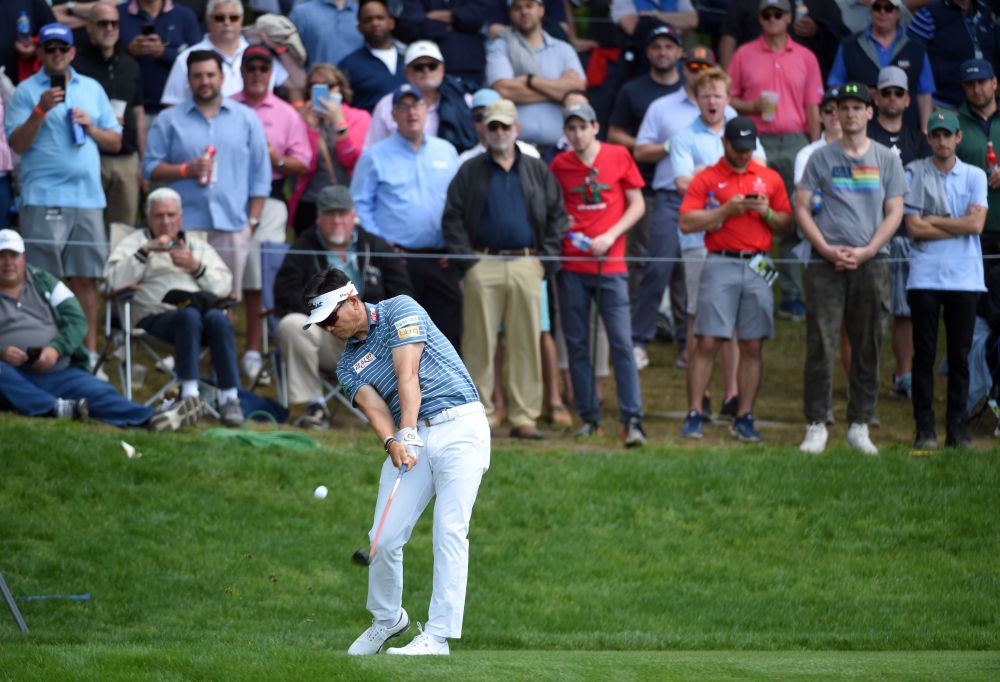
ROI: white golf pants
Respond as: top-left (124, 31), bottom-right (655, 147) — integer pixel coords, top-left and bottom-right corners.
top-left (366, 403), bottom-right (490, 639)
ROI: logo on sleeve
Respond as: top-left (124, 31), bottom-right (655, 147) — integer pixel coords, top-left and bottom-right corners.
top-left (394, 314), bottom-right (421, 339)
top-left (353, 352), bottom-right (376, 373)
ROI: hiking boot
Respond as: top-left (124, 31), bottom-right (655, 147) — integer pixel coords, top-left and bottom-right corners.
top-left (623, 417), bottom-right (646, 448)
top-left (348, 608), bottom-right (410, 655)
top-left (149, 396), bottom-right (203, 432)
top-left (731, 413), bottom-right (762, 442)
top-left (386, 626), bottom-right (449, 656)
top-left (799, 422), bottom-right (828, 454)
top-left (682, 410), bottom-right (703, 439)
top-left (847, 422), bottom-right (878, 456)
top-left (219, 398), bottom-right (245, 427)
top-left (299, 402), bottom-right (331, 430)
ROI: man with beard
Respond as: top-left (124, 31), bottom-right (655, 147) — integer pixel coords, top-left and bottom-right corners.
top-left (338, 0), bottom-right (407, 112)
top-left (144, 50), bottom-right (271, 335)
top-left (442, 98), bottom-right (566, 439)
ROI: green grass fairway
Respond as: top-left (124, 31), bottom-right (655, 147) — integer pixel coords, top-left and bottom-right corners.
top-left (2, 417), bottom-right (998, 679)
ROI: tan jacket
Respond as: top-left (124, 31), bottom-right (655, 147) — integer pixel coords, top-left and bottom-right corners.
top-left (104, 229), bottom-right (232, 324)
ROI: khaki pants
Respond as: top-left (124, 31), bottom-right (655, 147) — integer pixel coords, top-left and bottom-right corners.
top-left (461, 257), bottom-right (543, 428)
top-left (100, 153), bottom-right (140, 227)
top-left (276, 312), bottom-right (346, 406)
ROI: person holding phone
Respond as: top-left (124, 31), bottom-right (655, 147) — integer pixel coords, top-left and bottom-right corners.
top-left (5, 22), bottom-right (122, 375)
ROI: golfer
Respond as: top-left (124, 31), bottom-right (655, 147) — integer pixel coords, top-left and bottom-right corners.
top-left (303, 267), bottom-right (490, 656)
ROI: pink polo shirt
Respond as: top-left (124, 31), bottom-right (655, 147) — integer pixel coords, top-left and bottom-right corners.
top-left (231, 91), bottom-right (313, 181)
top-left (727, 35), bottom-right (824, 136)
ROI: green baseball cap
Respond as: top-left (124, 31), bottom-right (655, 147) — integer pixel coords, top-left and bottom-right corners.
top-left (927, 109), bottom-right (960, 134)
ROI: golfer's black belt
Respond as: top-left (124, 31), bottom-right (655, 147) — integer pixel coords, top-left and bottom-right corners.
top-left (714, 250), bottom-right (767, 260)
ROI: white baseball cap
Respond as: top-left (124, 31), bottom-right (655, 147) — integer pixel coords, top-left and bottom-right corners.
top-left (0, 229), bottom-right (25, 254)
top-left (404, 40), bottom-right (444, 67)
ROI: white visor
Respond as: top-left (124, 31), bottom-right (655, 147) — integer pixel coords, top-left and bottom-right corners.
top-left (302, 282), bottom-right (358, 329)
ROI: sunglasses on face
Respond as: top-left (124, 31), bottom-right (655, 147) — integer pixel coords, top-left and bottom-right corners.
top-left (880, 87), bottom-right (906, 98)
top-left (870, 3), bottom-right (897, 12)
top-left (318, 302), bottom-right (347, 329)
top-left (821, 106), bottom-right (835, 115)
top-left (244, 65), bottom-right (271, 74)
top-left (487, 122), bottom-right (512, 132)
top-left (760, 9), bottom-right (785, 20)
top-left (211, 13), bottom-right (242, 23)
top-left (95, 19), bottom-right (119, 29)
top-left (410, 61), bottom-right (440, 73)
top-left (44, 43), bottom-right (72, 54)
top-left (686, 61), bottom-right (710, 72)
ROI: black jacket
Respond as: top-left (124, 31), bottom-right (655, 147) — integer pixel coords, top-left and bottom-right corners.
top-left (274, 225), bottom-right (413, 317)
top-left (442, 149), bottom-right (567, 277)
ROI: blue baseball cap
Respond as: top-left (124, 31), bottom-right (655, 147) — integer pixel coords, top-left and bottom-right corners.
top-left (39, 22), bottom-right (74, 46)
top-left (471, 88), bottom-right (500, 110)
top-left (391, 83), bottom-right (424, 105)
top-left (961, 58), bottom-right (995, 82)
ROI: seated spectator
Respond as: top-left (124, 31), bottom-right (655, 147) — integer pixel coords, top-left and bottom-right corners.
top-left (274, 186), bottom-right (412, 428)
top-left (338, 0), bottom-right (406, 112)
top-left (161, 0), bottom-right (289, 106)
top-left (290, 0), bottom-right (364, 69)
top-left (398, 0), bottom-right (489, 90)
top-left (907, 0), bottom-right (1000, 109)
top-left (118, 0), bottom-right (201, 122)
top-left (290, 63), bottom-right (372, 234)
top-left (104, 188), bottom-right (245, 426)
top-left (486, 0), bottom-right (586, 152)
top-left (827, 0), bottom-right (933, 130)
top-left (0, 228), bottom-right (200, 430)
top-left (364, 40), bottom-right (477, 152)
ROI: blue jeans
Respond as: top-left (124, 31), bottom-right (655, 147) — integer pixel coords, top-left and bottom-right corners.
top-left (0, 361), bottom-right (153, 427)
top-left (139, 307), bottom-right (239, 390)
top-left (559, 270), bottom-right (643, 425)
top-left (631, 190), bottom-right (681, 347)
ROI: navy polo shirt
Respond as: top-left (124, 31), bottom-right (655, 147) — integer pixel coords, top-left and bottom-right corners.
top-left (474, 154), bottom-right (533, 250)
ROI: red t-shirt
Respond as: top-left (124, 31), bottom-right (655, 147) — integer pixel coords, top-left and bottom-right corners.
top-left (550, 143), bottom-right (645, 275)
top-left (680, 158), bottom-right (791, 253)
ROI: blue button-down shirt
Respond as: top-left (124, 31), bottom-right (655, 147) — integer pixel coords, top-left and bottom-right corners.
top-left (290, 0), bottom-right (363, 68)
top-left (142, 98), bottom-right (272, 232)
top-left (350, 132), bottom-right (459, 249)
top-left (5, 68), bottom-right (121, 209)
top-left (338, 296), bottom-right (479, 425)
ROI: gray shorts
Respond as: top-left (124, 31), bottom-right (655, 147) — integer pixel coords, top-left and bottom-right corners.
top-left (682, 247), bottom-right (708, 315)
top-left (694, 253), bottom-right (775, 340)
top-left (889, 235), bottom-right (911, 317)
top-left (20, 205), bottom-right (107, 278)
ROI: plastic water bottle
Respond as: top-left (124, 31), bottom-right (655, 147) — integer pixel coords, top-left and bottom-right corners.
top-left (568, 231), bottom-right (591, 251)
top-left (811, 189), bottom-right (823, 215)
top-left (705, 191), bottom-right (722, 231)
top-left (16, 12), bottom-right (31, 42)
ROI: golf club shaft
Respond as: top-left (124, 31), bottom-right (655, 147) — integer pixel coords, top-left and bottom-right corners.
top-left (369, 465), bottom-right (406, 559)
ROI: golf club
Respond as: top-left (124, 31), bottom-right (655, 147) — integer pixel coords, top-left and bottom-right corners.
top-left (353, 464), bottom-right (406, 567)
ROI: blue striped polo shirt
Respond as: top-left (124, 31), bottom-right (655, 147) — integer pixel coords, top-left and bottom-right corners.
top-left (337, 296), bottom-right (479, 424)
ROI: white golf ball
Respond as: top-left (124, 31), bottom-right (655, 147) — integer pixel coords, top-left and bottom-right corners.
top-left (314, 485), bottom-right (328, 500)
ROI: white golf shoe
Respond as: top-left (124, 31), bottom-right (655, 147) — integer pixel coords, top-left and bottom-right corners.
top-left (799, 423), bottom-right (828, 454)
top-left (347, 608), bottom-right (410, 655)
top-left (386, 627), bottom-right (450, 656)
top-left (846, 423), bottom-right (878, 456)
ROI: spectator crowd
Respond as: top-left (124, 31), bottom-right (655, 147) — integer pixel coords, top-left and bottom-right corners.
top-left (2, 0), bottom-right (1000, 453)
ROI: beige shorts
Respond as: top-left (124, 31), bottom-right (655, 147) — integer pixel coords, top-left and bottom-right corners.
top-left (243, 198), bottom-right (288, 291)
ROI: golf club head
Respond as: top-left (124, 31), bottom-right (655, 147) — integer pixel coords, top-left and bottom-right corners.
top-left (352, 548), bottom-right (370, 566)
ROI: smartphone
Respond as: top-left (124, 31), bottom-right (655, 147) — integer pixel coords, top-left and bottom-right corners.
top-left (745, 193), bottom-right (764, 201)
top-left (311, 84), bottom-right (329, 112)
top-left (50, 73), bottom-right (66, 90)
top-left (141, 23), bottom-right (156, 35)
top-left (25, 347), bottom-right (42, 367)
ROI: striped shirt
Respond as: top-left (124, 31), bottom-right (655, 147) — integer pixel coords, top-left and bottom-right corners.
top-left (337, 296), bottom-right (479, 425)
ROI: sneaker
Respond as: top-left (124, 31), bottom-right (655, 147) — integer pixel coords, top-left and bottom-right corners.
top-left (913, 426), bottom-right (937, 451)
top-left (299, 402), bottom-right (331, 430)
top-left (682, 410), bottom-right (703, 439)
top-left (675, 355), bottom-right (688, 370)
top-left (945, 428), bottom-right (974, 449)
top-left (219, 398), bottom-right (245, 427)
top-left (846, 422), bottom-right (878, 456)
top-left (633, 345), bottom-right (650, 371)
top-left (348, 608), bottom-right (410, 655)
top-left (731, 413), bottom-right (762, 442)
top-left (891, 374), bottom-right (913, 399)
top-left (799, 422), bottom-right (828, 454)
top-left (777, 298), bottom-right (806, 322)
top-left (574, 421), bottom-right (603, 437)
top-left (149, 396), bottom-right (203, 432)
top-left (54, 397), bottom-right (88, 420)
top-left (720, 396), bottom-right (739, 420)
top-left (386, 625), bottom-right (449, 656)
top-left (701, 395), bottom-right (712, 420)
top-left (623, 417), bottom-right (646, 448)
top-left (241, 351), bottom-right (263, 384)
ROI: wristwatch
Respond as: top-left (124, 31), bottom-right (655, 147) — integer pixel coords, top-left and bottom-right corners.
top-left (248, 217), bottom-right (260, 229)
top-left (65, 1), bottom-right (78, 15)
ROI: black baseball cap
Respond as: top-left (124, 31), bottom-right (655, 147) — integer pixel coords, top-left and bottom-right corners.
top-left (646, 23), bottom-right (681, 47)
top-left (836, 81), bottom-right (872, 105)
top-left (724, 116), bottom-right (757, 151)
